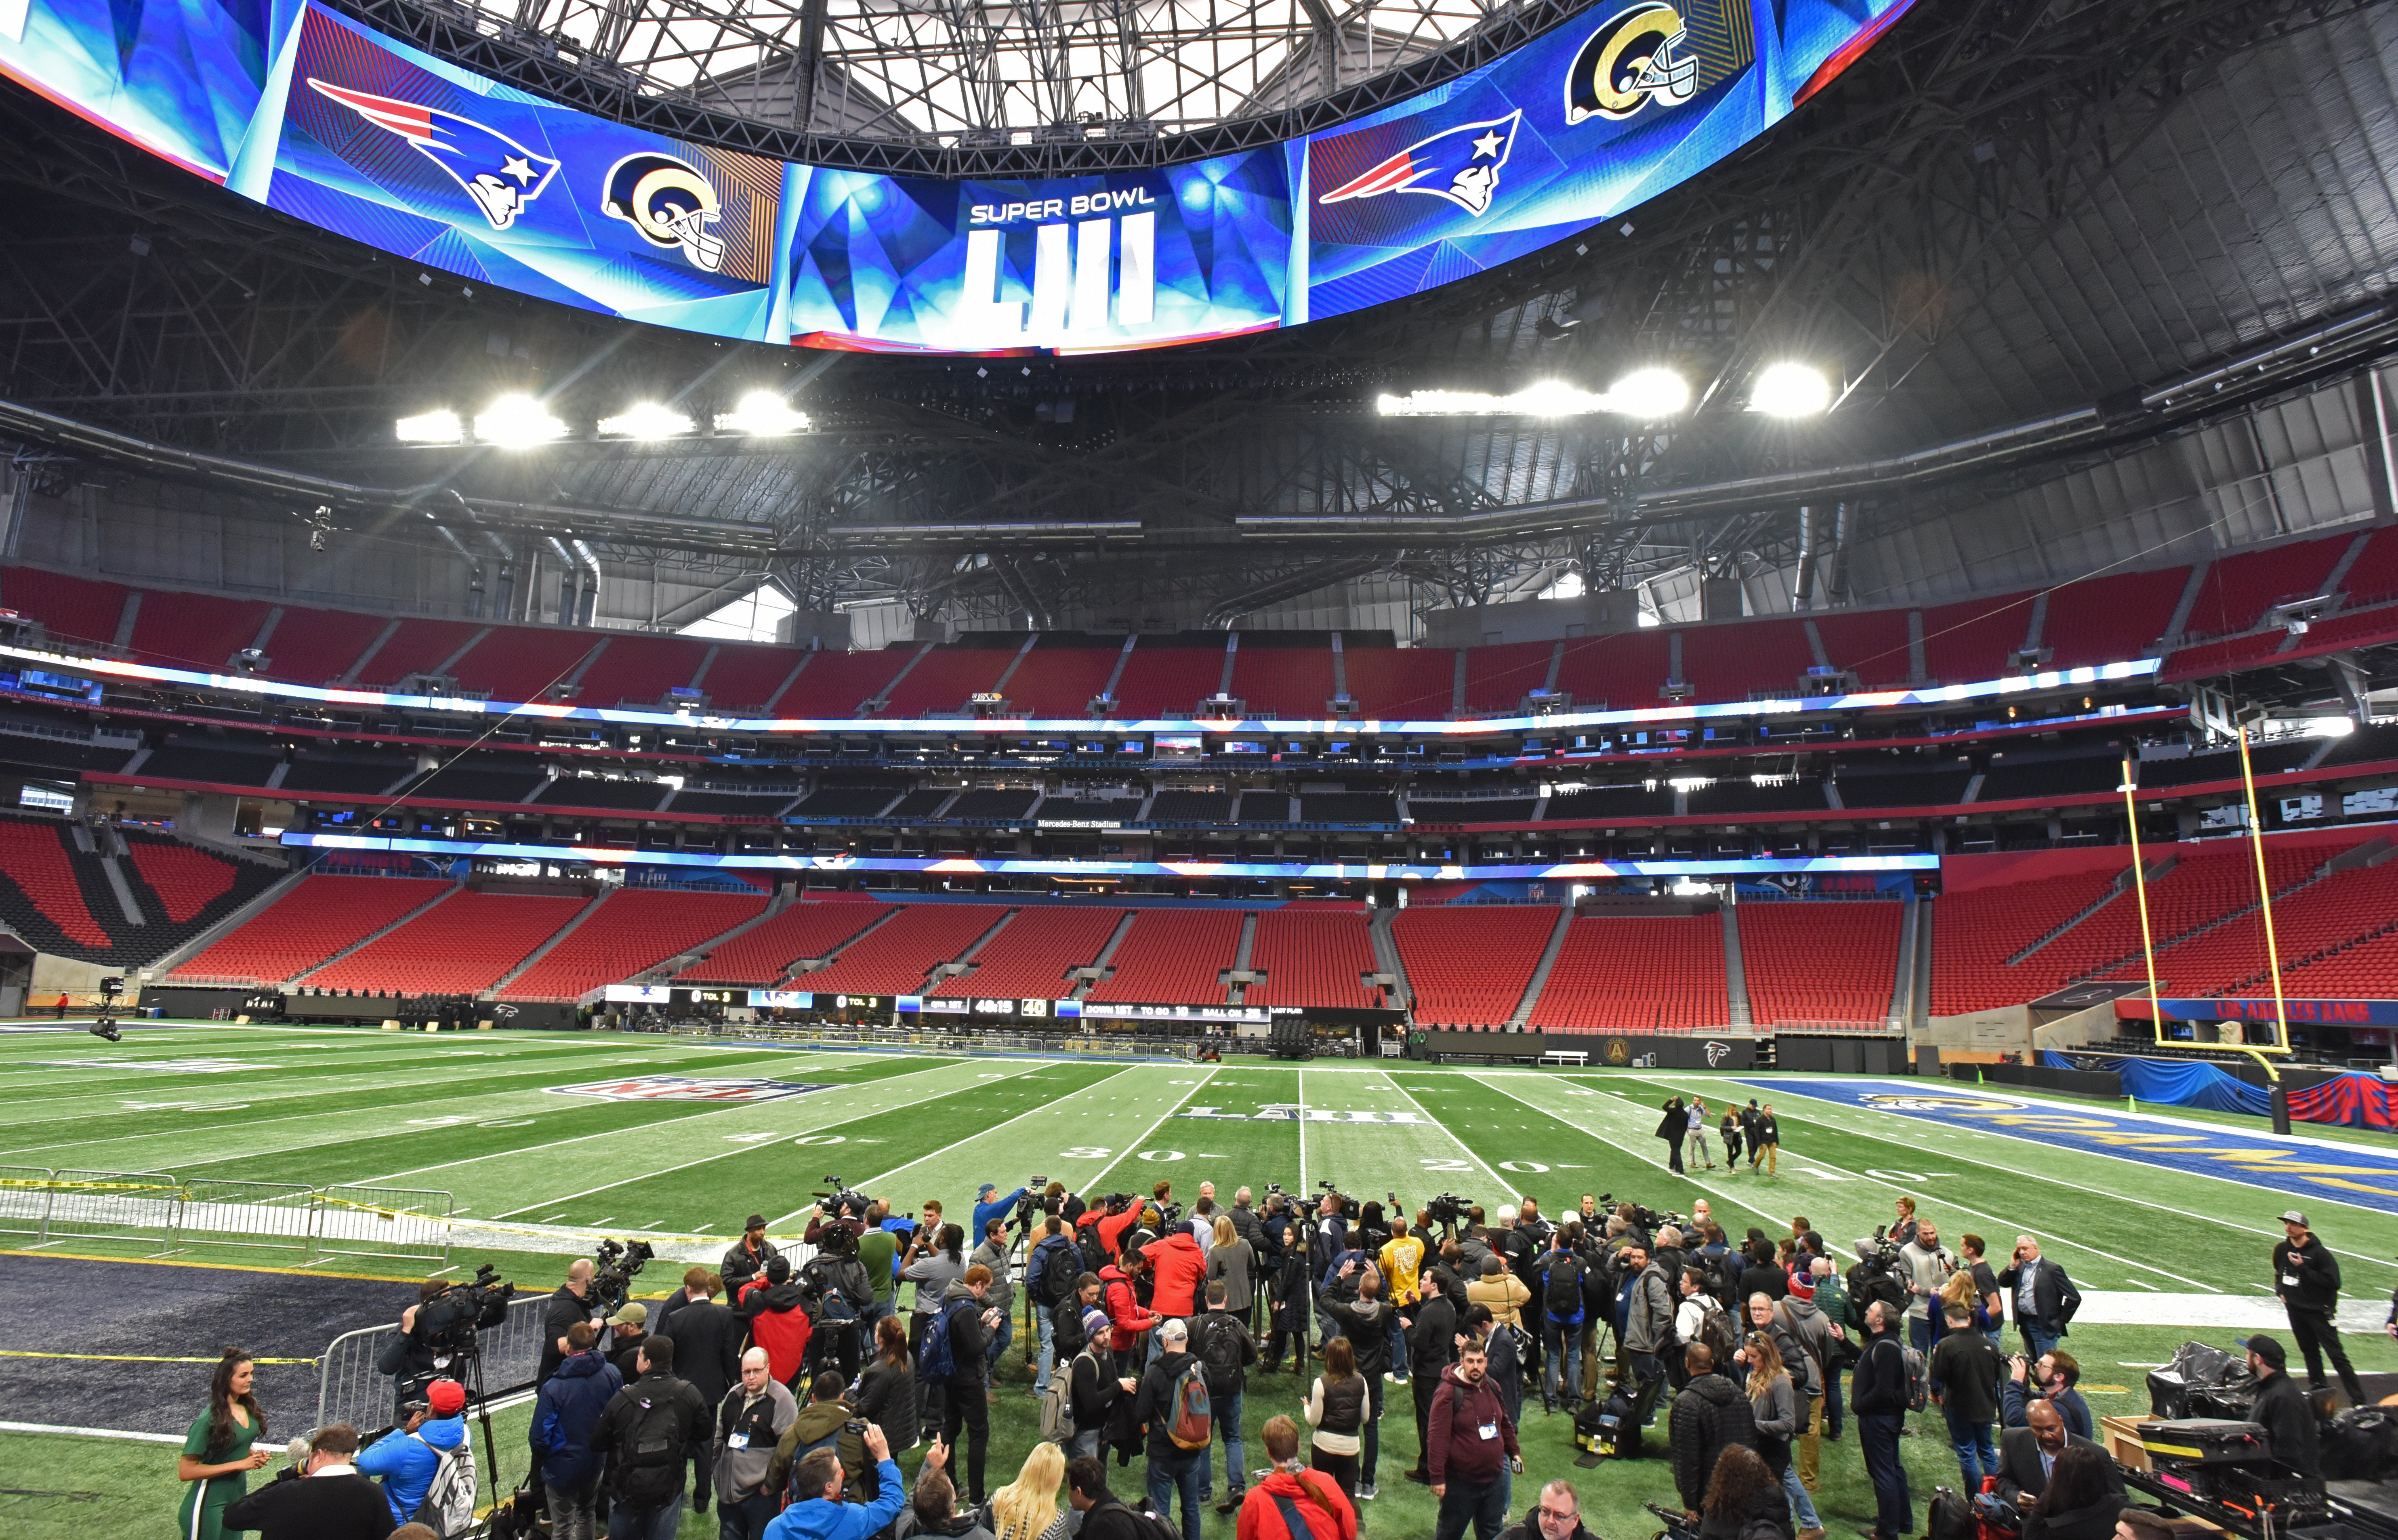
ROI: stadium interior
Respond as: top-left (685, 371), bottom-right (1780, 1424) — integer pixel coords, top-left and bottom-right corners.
top-left (6, 0), bottom-right (2398, 1534)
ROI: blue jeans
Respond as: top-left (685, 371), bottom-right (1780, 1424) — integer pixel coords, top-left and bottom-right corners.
top-left (2019, 1324), bottom-right (2061, 1363)
top-left (1069, 1428), bottom-right (1102, 1463)
top-left (1388, 1315), bottom-right (1411, 1378)
top-left (987, 1313), bottom-right (1014, 1371)
top-left (1036, 1306), bottom-right (1057, 1387)
top-left (1542, 1317), bottom-right (1582, 1407)
top-left (1215, 1392), bottom-right (1246, 1494)
top-left (1945, 1406), bottom-right (1997, 1486)
top-left (1433, 1476), bottom-right (1511, 1540)
top-left (607, 1494), bottom-right (684, 1540)
top-left (1147, 1446), bottom-right (1209, 1540)
top-left (1780, 1462), bottom-right (1821, 1529)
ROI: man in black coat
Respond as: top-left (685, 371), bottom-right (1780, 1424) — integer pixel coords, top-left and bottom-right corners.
top-left (1995, 1235), bottom-right (2081, 1363)
top-left (222, 1424), bottom-right (396, 1540)
top-left (1405, 1276), bottom-right (1463, 1483)
top-left (589, 1336), bottom-right (711, 1540)
top-left (2274, 1210), bottom-right (2366, 1408)
top-left (2247, 1334), bottom-right (2322, 1479)
top-left (1668, 1343), bottom-right (1759, 1516)
top-left (1994, 1399), bottom-right (2119, 1509)
top-left (652, 1271), bottom-right (740, 1514)
top-left (1658, 1098), bottom-right (1690, 1175)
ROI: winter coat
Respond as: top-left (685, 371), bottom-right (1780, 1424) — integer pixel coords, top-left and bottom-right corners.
top-left (1132, 1349), bottom-right (1204, 1461)
top-left (855, 1359), bottom-right (921, 1453)
top-left (356, 1415), bottom-right (466, 1523)
top-left (761, 1460), bottom-right (906, 1540)
top-left (767, 1396), bottom-right (874, 1502)
top-left (1236, 1466), bottom-right (1358, 1540)
top-left (737, 1280), bottom-right (815, 1387)
top-left (1625, 1261), bottom-right (1675, 1354)
top-left (1321, 1295), bottom-right (1393, 1379)
top-left (1208, 1237), bottom-right (1258, 1313)
top-left (1669, 1371), bottom-right (1760, 1513)
top-left (530, 1350), bottom-right (623, 1490)
top-left (1426, 1364), bottom-right (1518, 1487)
top-left (712, 1380), bottom-right (798, 1505)
top-left (1697, 1480), bottom-right (1793, 1540)
top-left (1099, 1263), bottom-right (1155, 1353)
top-left (1148, 1231), bottom-right (1208, 1319)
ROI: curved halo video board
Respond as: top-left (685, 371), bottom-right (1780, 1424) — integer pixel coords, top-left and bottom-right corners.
top-left (0, 0), bottom-right (1911, 355)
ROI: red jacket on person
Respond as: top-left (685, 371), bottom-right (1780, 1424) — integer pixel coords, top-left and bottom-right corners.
top-left (735, 1277), bottom-right (812, 1386)
top-left (1147, 1231), bottom-right (1206, 1319)
top-left (1236, 1467), bottom-right (1356, 1540)
top-left (1427, 1362), bottom-right (1519, 1487)
top-left (1096, 1205), bottom-right (1142, 1259)
top-left (1099, 1263), bottom-right (1155, 1354)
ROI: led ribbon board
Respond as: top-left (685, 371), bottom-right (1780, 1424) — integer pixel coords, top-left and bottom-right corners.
top-left (0, 0), bottom-right (1912, 354)
top-left (0, 639), bottom-right (2160, 738)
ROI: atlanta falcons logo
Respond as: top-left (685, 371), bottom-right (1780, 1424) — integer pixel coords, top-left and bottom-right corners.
top-left (307, 79), bottom-right (560, 231)
top-left (1318, 110), bottom-right (1522, 218)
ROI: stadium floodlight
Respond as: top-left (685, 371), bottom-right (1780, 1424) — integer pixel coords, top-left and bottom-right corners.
top-left (716, 391), bottom-right (811, 436)
top-left (1750, 361), bottom-right (1833, 417)
top-left (1604, 366), bottom-right (1690, 419)
top-left (473, 394), bottom-right (566, 448)
top-left (395, 409), bottom-right (464, 444)
top-left (1375, 369), bottom-right (1689, 419)
top-left (597, 403), bottom-right (695, 440)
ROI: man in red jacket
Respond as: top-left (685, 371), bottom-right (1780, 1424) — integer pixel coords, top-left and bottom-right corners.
top-left (1238, 1415), bottom-right (1356, 1540)
top-left (1147, 1228), bottom-right (1206, 1324)
top-left (1429, 1340), bottom-right (1520, 1540)
top-left (1099, 1256), bottom-right (1156, 1358)
top-left (735, 1255), bottom-right (813, 1389)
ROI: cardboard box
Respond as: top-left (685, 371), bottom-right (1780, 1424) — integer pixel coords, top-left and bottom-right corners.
top-left (2103, 1415), bottom-right (2153, 1472)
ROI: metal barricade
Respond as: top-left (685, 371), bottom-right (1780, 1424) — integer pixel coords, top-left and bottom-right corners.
top-left (45, 1168), bottom-right (180, 1252)
top-left (312, 1183), bottom-right (453, 1269)
top-left (172, 1177), bottom-right (317, 1257)
top-left (0, 1165), bottom-right (54, 1242)
top-left (316, 1293), bottom-right (551, 1436)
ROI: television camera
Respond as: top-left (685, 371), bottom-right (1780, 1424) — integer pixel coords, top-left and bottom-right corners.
top-left (1594, 1193), bottom-right (1687, 1234)
top-left (88, 975), bottom-right (124, 1042)
top-left (1423, 1191), bottom-right (1475, 1229)
top-left (591, 1239), bottom-right (654, 1319)
top-left (812, 1176), bottom-right (874, 1221)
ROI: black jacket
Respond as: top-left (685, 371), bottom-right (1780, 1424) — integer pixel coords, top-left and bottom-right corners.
top-left (2024, 1498), bottom-right (2124, 1540)
top-left (1658, 1102), bottom-right (1690, 1141)
top-left (1054, 1294), bottom-right (1093, 1359)
top-left (2253, 1369), bottom-right (2321, 1478)
top-left (856, 1359), bottom-right (921, 1452)
top-left (1697, 1481), bottom-right (1793, 1540)
top-left (2274, 1236), bottom-right (2343, 1314)
top-left (1994, 1428), bottom-right (2117, 1508)
top-left (937, 1285), bottom-right (992, 1388)
top-left (1323, 1296), bottom-right (1393, 1379)
top-left (1133, 1349), bottom-right (1204, 1461)
top-left (1669, 1372), bottom-right (1760, 1513)
top-left (1929, 1329), bottom-right (2004, 1424)
top-left (1412, 1292), bottom-right (1461, 1380)
top-left (1194, 1309), bottom-right (1257, 1397)
top-left (654, 1298), bottom-right (742, 1407)
top-left (1070, 1344), bottom-right (1125, 1433)
top-left (590, 1370), bottom-right (710, 1506)
top-left (1851, 1331), bottom-right (1910, 1417)
top-left (222, 1467), bottom-right (396, 1540)
top-left (1995, 1257), bottom-right (2081, 1334)
top-left (539, 1284), bottom-right (601, 1384)
top-left (1075, 1494), bottom-right (1159, 1540)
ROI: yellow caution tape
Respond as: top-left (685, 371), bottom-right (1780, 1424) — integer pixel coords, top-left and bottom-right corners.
top-left (0, 1178), bottom-right (177, 1194)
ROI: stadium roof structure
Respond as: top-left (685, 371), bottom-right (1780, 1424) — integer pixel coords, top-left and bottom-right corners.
top-left (0, 0), bottom-right (2394, 646)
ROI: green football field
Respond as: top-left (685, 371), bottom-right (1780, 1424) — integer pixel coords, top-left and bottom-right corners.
top-left (6, 1022), bottom-right (2398, 1540)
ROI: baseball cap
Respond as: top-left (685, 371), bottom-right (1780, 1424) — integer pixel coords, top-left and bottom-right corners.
top-left (2280, 1210), bottom-right (2308, 1227)
top-left (1160, 1319), bottom-right (1188, 1345)
top-left (425, 1378), bottom-right (467, 1416)
top-left (744, 1214), bottom-right (768, 1231)
top-left (979, 1183), bottom-right (998, 1197)
top-left (607, 1302), bottom-right (647, 1327)
top-left (2246, 1334), bottom-right (2287, 1367)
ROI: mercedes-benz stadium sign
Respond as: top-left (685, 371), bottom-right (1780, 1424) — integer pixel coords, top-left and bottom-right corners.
top-left (0, 0), bottom-right (1912, 354)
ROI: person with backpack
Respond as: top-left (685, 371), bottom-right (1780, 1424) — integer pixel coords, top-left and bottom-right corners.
top-left (1318, 1266), bottom-right (1393, 1503)
top-left (1132, 1317), bottom-right (1212, 1540)
top-left (356, 1377), bottom-right (473, 1530)
top-left (761, 1420), bottom-right (907, 1540)
top-left (712, 1349), bottom-right (798, 1540)
top-left (925, 1263), bottom-right (1002, 1510)
top-left (1067, 1306), bottom-right (1137, 1463)
top-left (1743, 1331), bottom-right (1824, 1540)
top-left (1238, 1414), bottom-right (1357, 1540)
top-left (1758, 1288), bottom-right (1831, 1495)
top-left (1696, 1444), bottom-right (1793, 1540)
top-left (1673, 1268), bottom-right (1724, 1392)
top-left (1064, 1455), bottom-right (1156, 1540)
top-left (589, 1335), bottom-right (711, 1540)
top-left (1668, 1342), bottom-right (1759, 1519)
top-left (1193, 1281), bottom-right (1259, 1514)
top-left (767, 1372), bottom-right (875, 1513)
top-left (1801, 1258), bottom-right (1849, 1443)
top-left (737, 1256), bottom-right (815, 1392)
top-left (1051, 1273), bottom-right (1102, 1367)
top-left (1531, 1229), bottom-right (1583, 1415)
top-left (530, 1322), bottom-right (622, 1540)
top-left (1850, 1301), bottom-right (1913, 1540)
top-left (1027, 1217), bottom-right (1086, 1392)
top-left (801, 1226), bottom-right (876, 1387)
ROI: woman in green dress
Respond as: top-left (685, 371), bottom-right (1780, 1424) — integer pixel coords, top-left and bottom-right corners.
top-left (176, 1348), bottom-right (271, 1540)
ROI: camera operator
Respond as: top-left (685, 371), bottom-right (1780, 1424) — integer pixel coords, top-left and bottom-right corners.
top-left (801, 1222), bottom-right (876, 1385)
top-left (766, 1370), bottom-right (876, 1504)
top-left (970, 1218), bottom-right (1018, 1382)
top-left (378, 1274), bottom-right (509, 1414)
top-left (974, 1182), bottom-right (1029, 1250)
top-left (723, 1216), bottom-right (782, 1294)
top-left (711, 1349), bottom-right (796, 1540)
top-left (1994, 1235), bottom-right (2080, 1364)
top-left (540, 1259), bottom-right (607, 1387)
top-left (607, 1303), bottom-right (654, 1383)
top-left (2273, 1209), bottom-right (2367, 1408)
top-left (902, 1222), bottom-right (967, 1361)
top-left (221, 1422), bottom-right (392, 1540)
top-left (357, 1376), bottom-right (471, 1527)
top-left (2001, 1349), bottom-right (2091, 1440)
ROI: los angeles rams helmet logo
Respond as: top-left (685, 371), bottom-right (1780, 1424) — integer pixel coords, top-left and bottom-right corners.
top-left (1565, 3), bottom-right (1699, 126)
top-left (603, 153), bottom-right (726, 271)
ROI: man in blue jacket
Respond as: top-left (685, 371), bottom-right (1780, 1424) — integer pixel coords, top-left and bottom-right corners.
top-left (357, 1376), bottom-right (470, 1525)
top-left (530, 1322), bottom-right (623, 1540)
top-left (763, 1418), bottom-right (908, 1540)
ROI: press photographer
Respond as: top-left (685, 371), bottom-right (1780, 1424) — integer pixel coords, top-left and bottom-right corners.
top-left (380, 1267), bottom-right (511, 1413)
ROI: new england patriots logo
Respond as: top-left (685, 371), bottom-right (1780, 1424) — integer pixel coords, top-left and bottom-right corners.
top-left (1318, 110), bottom-right (1522, 218)
top-left (307, 79), bottom-right (560, 231)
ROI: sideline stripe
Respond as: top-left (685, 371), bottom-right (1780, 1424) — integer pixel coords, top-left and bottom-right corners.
top-left (0, 1349), bottom-right (317, 1364)
top-left (0, 1419), bottom-right (187, 1445)
top-left (1466, 1071), bottom-right (2223, 1293)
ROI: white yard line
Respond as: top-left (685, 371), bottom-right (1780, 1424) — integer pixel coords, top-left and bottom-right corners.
top-left (1378, 1068), bottom-right (1515, 1193)
top-left (1469, 1071), bottom-right (2223, 1294)
top-left (1078, 1065), bottom-right (1223, 1195)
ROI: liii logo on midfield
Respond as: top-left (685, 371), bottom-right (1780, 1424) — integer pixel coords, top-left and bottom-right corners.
top-left (307, 79), bottom-right (560, 230)
top-left (1319, 111), bottom-right (1523, 218)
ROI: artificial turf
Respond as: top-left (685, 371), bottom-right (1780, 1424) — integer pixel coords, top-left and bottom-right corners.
top-left (5, 1025), bottom-right (2397, 1540)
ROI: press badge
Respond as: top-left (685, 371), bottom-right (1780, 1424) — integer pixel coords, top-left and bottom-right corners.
top-left (726, 1433), bottom-right (750, 1449)
top-left (1479, 1422), bottom-right (1498, 1440)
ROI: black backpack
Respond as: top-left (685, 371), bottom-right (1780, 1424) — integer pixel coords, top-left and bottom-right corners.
top-left (1038, 1239), bottom-right (1081, 1306)
top-left (610, 1385), bottom-right (689, 1506)
top-left (1197, 1313), bottom-right (1247, 1397)
top-left (1927, 1487), bottom-right (1977, 1540)
top-left (1543, 1253), bottom-right (1583, 1320)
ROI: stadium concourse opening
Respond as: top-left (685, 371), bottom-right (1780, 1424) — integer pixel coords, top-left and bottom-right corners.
top-left (13, 0), bottom-right (2398, 1533)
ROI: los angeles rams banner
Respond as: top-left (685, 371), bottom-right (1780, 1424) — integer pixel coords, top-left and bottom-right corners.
top-left (0, 0), bottom-right (1911, 353)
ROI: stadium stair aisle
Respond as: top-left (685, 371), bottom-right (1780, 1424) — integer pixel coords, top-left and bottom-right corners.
top-left (165, 874), bottom-right (452, 984)
top-left (496, 889), bottom-right (767, 1000)
top-left (1393, 904), bottom-right (1558, 1026)
top-left (793, 901), bottom-right (1010, 995)
top-left (1083, 908), bottom-right (1244, 1003)
top-left (304, 888), bottom-right (591, 995)
top-left (926, 905), bottom-right (1124, 998)
top-left (672, 897), bottom-right (885, 985)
